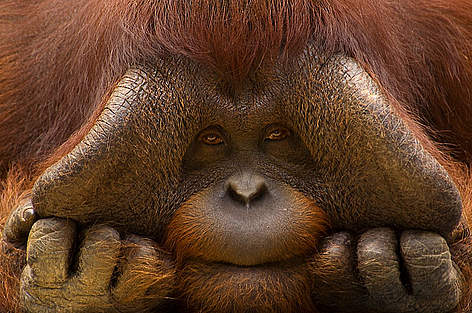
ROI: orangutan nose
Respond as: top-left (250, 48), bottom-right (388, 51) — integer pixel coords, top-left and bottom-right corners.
top-left (226, 173), bottom-right (268, 207)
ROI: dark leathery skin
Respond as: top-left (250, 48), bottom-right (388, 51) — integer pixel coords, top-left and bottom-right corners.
top-left (312, 228), bottom-right (462, 313)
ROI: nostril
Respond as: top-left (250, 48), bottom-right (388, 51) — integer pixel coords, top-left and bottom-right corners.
top-left (227, 185), bottom-right (248, 206)
top-left (248, 183), bottom-right (267, 203)
top-left (226, 174), bottom-right (268, 207)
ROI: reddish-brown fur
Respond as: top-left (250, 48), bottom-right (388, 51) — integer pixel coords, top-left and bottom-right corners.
top-left (1, 0), bottom-right (472, 312)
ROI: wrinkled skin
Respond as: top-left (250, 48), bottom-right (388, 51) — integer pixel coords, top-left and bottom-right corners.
top-left (3, 49), bottom-right (467, 313)
top-left (312, 230), bottom-right (463, 313)
top-left (19, 219), bottom-right (175, 313)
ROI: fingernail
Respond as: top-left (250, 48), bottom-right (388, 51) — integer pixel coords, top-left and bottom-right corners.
top-left (21, 207), bottom-right (36, 223)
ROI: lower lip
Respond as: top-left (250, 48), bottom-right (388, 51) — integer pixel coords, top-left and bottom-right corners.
top-left (177, 256), bottom-right (311, 282)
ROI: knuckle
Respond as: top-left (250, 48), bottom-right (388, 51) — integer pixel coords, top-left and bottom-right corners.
top-left (29, 218), bottom-right (75, 239)
top-left (84, 225), bottom-right (120, 243)
top-left (401, 230), bottom-right (448, 258)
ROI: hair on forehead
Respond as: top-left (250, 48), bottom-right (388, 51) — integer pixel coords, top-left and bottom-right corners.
top-left (151, 0), bottom-right (314, 82)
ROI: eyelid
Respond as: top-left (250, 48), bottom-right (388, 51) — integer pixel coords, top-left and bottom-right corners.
top-left (265, 125), bottom-right (291, 141)
top-left (198, 128), bottom-right (225, 145)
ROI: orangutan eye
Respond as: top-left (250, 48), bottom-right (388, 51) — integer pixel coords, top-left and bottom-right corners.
top-left (199, 132), bottom-right (224, 145)
top-left (265, 126), bottom-right (291, 141)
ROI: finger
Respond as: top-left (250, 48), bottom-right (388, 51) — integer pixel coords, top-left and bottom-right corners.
top-left (311, 232), bottom-right (367, 308)
top-left (113, 234), bottom-right (175, 310)
top-left (311, 232), bottom-right (368, 311)
top-left (3, 198), bottom-right (37, 247)
top-left (25, 218), bottom-right (76, 287)
top-left (74, 225), bottom-right (121, 292)
top-left (401, 230), bottom-right (462, 311)
top-left (357, 228), bottom-right (410, 308)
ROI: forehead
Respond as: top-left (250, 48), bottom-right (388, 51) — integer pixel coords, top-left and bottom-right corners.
top-left (145, 46), bottom-right (362, 131)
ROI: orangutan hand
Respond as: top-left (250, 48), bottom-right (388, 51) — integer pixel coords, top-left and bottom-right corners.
top-left (10, 216), bottom-right (175, 313)
top-left (312, 228), bottom-right (463, 313)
